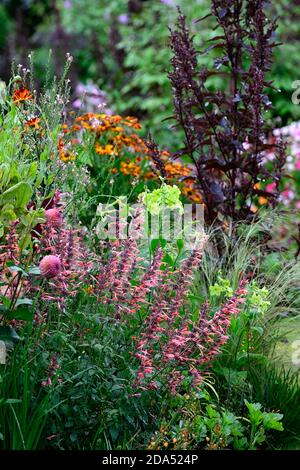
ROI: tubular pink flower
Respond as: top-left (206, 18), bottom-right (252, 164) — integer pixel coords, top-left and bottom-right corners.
top-left (39, 255), bottom-right (61, 278)
top-left (134, 277), bottom-right (248, 394)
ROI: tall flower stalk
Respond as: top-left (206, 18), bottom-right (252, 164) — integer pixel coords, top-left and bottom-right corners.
top-left (168, 1), bottom-right (286, 225)
top-left (134, 277), bottom-right (248, 393)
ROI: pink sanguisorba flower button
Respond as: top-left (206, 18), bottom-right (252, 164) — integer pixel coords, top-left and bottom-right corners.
top-left (39, 255), bottom-right (61, 278)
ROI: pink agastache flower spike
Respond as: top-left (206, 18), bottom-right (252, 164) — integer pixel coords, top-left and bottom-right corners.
top-left (92, 210), bottom-right (166, 317)
top-left (41, 354), bottom-right (60, 388)
top-left (100, 209), bottom-right (145, 315)
top-left (130, 248), bottom-right (164, 311)
top-left (45, 208), bottom-right (63, 228)
top-left (2, 220), bottom-right (20, 265)
top-left (134, 276), bottom-right (248, 394)
top-left (39, 255), bottom-right (61, 278)
top-left (133, 237), bottom-right (208, 390)
top-left (194, 278), bottom-right (249, 369)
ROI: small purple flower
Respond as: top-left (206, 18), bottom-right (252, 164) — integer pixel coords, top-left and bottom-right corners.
top-left (118, 14), bottom-right (129, 25)
top-left (73, 82), bottom-right (112, 113)
top-left (63, 0), bottom-right (72, 8)
top-left (72, 98), bottom-right (82, 109)
top-left (160, 0), bottom-right (174, 6)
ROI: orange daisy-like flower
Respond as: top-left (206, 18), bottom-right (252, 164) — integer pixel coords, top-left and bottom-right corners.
top-left (25, 117), bottom-right (40, 130)
top-left (69, 124), bottom-right (81, 133)
top-left (144, 170), bottom-right (156, 179)
top-left (57, 138), bottom-right (74, 162)
top-left (113, 126), bottom-right (124, 133)
top-left (75, 112), bottom-right (99, 123)
top-left (95, 142), bottom-right (116, 156)
top-left (12, 87), bottom-right (33, 106)
top-left (165, 162), bottom-right (191, 178)
top-left (181, 179), bottom-right (203, 204)
top-left (59, 148), bottom-right (76, 163)
top-left (120, 161), bottom-right (141, 177)
top-left (124, 116), bottom-right (142, 130)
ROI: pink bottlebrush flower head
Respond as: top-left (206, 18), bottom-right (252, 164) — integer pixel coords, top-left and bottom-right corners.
top-left (39, 255), bottom-right (61, 278)
top-left (45, 208), bottom-right (63, 228)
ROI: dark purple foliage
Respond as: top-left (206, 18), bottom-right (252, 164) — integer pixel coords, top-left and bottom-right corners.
top-left (168, 0), bottom-right (286, 224)
top-left (145, 135), bottom-right (168, 181)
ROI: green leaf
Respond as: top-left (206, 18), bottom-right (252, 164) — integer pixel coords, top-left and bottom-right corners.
top-left (0, 204), bottom-right (17, 224)
top-left (262, 412), bottom-right (284, 431)
top-left (160, 239), bottom-right (167, 249)
top-left (177, 238), bottom-right (184, 253)
top-left (0, 295), bottom-right (10, 308)
top-left (162, 253), bottom-right (174, 266)
top-left (0, 326), bottom-right (21, 344)
top-left (109, 427), bottom-right (119, 442)
top-left (206, 405), bottom-right (219, 419)
top-left (140, 184), bottom-right (183, 215)
top-left (219, 367), bottom-right (247, 386)
top-left (0, 181), bottom-right (32, 209)
top-left (10, 266), bottom-right (28, 277)
top-left (7, 307), bottom-right (34, 321)
top-left (5, 261), bottom-right (15, 267)
top-left (250, 326), bottom-right (264, 336)
top-left (28, 266), bottom-right (41, 275)
top-left (245, 400), bottom-right (263, 427)
top-left (150, 239), bottom-right (159, 254)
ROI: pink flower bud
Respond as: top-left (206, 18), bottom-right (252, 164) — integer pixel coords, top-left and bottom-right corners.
top-left (39, 255), bottom-right (61, 278)
top-left (45, 208), bottom-right (62, 228)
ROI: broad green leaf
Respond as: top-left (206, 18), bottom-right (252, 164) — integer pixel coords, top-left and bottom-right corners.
top-left (0, 325), bottom-right (21, 344)
top-left (245, 400), bottom-right (263, 427)
top-left (28, 266), bottom-right (41, 275)
top-left (0, 181), bottom-right (32, 209)
top-left (262, 413), bottom-right (284, 431)
top-left (7, 307), bottom-right (34, 321)
top-left (10, 266), bottom-right (28, 277)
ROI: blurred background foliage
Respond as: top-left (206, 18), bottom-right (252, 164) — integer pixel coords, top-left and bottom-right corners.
top-left (1, 0), bottom-right (300, 147)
